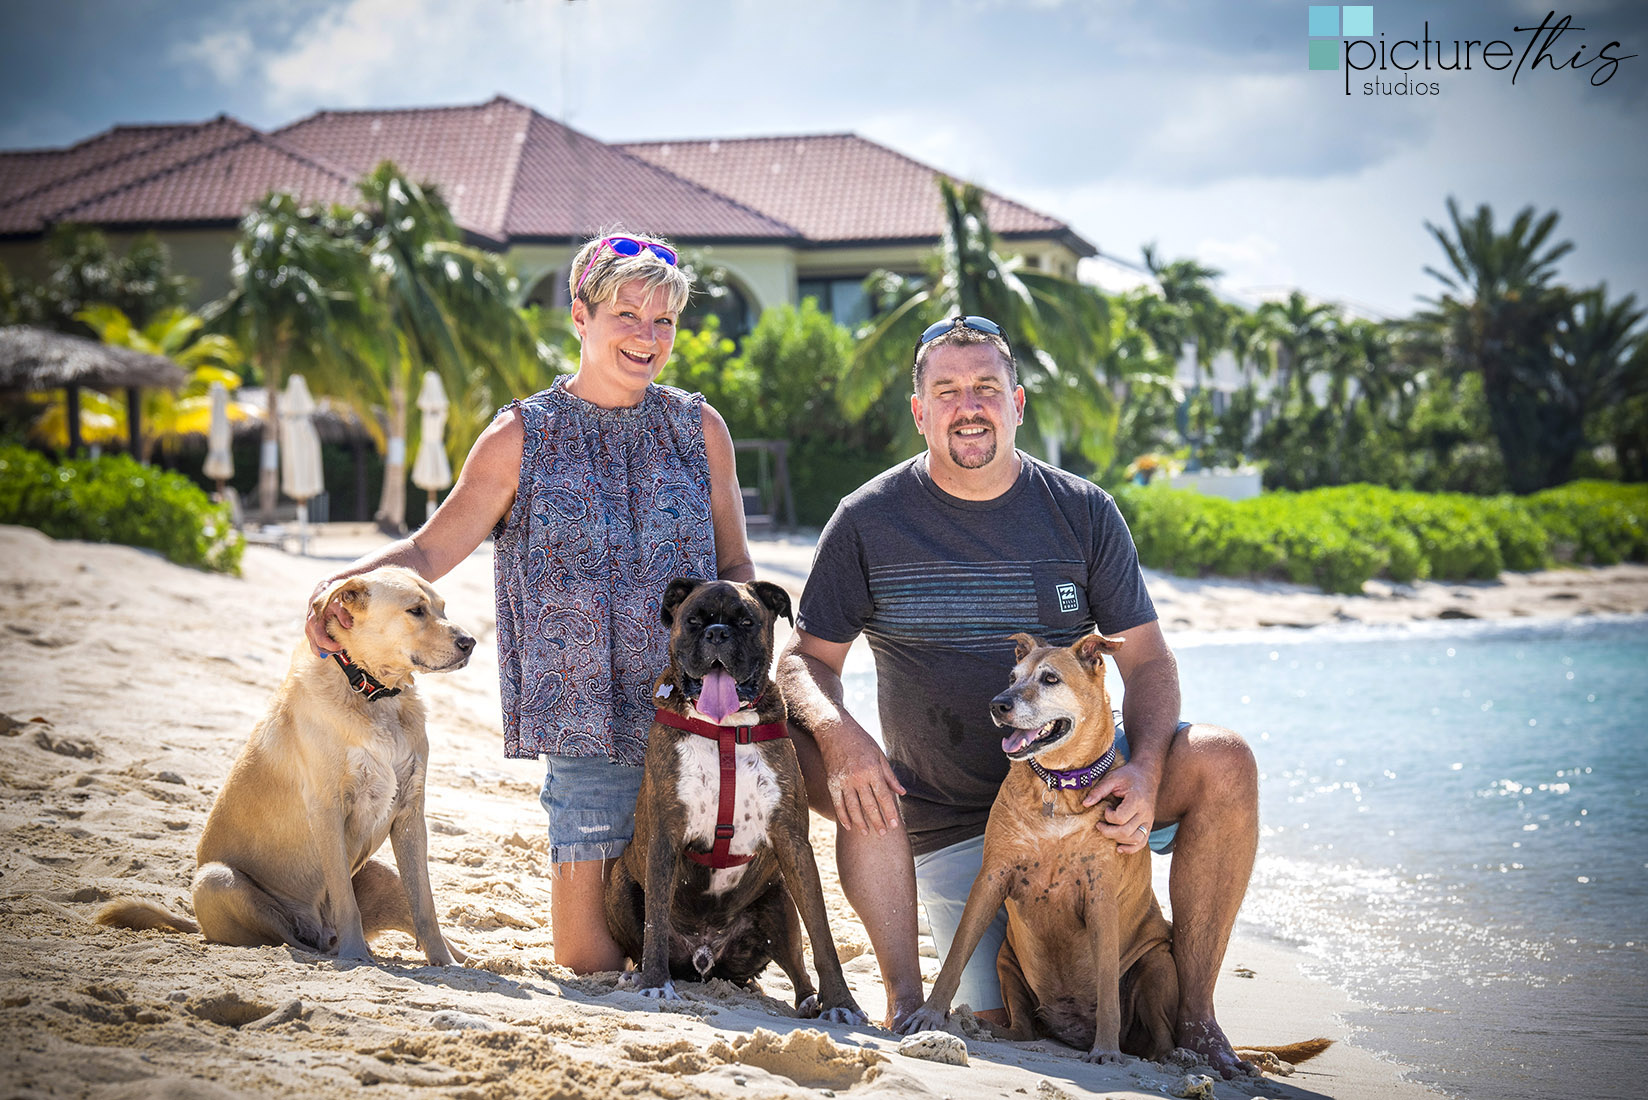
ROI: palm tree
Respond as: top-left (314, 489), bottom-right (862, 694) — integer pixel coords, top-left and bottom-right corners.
top-left (1140, 244), bottom-right (1231, 377)
top-left (1545, 285), bottom-right (1648, 484)
top-left (846, 178), bottom-right (1115, 465)
top-left (1419, 197), bottom-right (1576, 492)
top-left (205, 193), bottom-right (378, 522)
top-left (345, 163), bottom-right (540, 532)
top-left (1253, 291), bottom-right (1338, 412)
top-left (74, 304), bottom-right (248, 463)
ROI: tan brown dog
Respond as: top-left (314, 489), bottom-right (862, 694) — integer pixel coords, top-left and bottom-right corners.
top-left (604, 577), bottom-right (865, 1024)
top-left (899, 632), bottom-right (1329, 1069)
top-left (97, 567), bottom-right (473, 966)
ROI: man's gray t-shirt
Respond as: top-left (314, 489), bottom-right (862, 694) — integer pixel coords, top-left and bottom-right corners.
top-left (797, 451), bottom-right (1157, 855)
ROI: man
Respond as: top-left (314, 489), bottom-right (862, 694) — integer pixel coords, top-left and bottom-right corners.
top-left (778, 316), bottom-right (1259, 1077)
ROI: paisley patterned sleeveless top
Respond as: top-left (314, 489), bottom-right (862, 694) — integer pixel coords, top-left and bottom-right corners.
top-left (493, 376), bottom-right (717, 761)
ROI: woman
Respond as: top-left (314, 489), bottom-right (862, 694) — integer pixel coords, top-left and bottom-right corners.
top-left (305, 232), bottom-right (752, 971)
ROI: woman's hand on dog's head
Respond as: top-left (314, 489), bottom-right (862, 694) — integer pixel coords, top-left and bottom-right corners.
top-left (304, 580), bottom-right (350, 657)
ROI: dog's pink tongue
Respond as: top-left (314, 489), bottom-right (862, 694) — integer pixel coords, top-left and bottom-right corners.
top-left (1001, 727), bottom-right (1039, 755)
top-left (698, 669), bottom-right (741, 723)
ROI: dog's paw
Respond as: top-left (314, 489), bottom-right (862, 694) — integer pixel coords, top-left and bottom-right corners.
top-left (817, 1001), bottom-right (868, 1026)
top-left (896, 1006), bottom-right (950, 1036)
top-left (794, 993), bottom-right (821, 1018)
top-left (1081, 1047), bottom-right (1125, 1065)
top-left (615, 971), bottom-right (641, 992)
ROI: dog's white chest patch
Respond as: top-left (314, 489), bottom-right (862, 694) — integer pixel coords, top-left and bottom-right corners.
top-left (345, 733), bottom-right (410, 860)
top-left (675, 736), bottom-right (782, 895)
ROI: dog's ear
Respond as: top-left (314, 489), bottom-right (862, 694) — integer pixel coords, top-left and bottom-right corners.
top-left (660, 577), bottom-right (706, 626)
top-left (312, 575), bottom-right (370, 633)
top-left (1009, 632), bottom-right (1042, 663)
top-left (1073, 632), bottom-right (1124, 670)
top-left (748, 580), bottom-right (793, 625)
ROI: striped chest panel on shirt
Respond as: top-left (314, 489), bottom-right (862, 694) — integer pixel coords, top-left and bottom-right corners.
top-left (863, 558), bottom-right (1092, 655)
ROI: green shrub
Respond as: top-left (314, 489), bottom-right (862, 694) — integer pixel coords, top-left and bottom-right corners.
top-left (0, 445), bottom-right (243, 573)
top-left (1524, 481), bottom-right (1648, 565)
top-left (1111, 479), bottom-right (1647, 594)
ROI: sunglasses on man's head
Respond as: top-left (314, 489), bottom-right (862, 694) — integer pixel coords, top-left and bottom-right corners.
top-left (917, 315), bottom-right (1006, 348)
top-left (575, 236), bottom-right (679, 295)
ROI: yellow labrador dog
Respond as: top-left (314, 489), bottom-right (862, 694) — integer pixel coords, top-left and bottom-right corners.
top-left (98, 567), bottom-right (473, 965)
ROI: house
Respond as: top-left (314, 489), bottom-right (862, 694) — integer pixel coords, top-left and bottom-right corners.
top-left (0, 96), bottom-right (1094, 335)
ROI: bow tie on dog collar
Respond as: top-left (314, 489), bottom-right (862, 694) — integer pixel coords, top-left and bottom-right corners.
top-left (330, 651), bottom-right (401, 701)
top-left (1028, 744), bottom-right (1117, 790)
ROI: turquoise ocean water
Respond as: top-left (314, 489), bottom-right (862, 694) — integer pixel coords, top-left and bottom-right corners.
top-left (843, 614), bottom-right (1648, 1100)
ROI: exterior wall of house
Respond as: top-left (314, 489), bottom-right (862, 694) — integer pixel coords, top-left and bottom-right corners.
top-left (2, 228), bottom-right (240, 308)
top-left (507, 242), bottom-right (795, 321)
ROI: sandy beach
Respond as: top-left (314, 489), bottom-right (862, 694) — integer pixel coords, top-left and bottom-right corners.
top-left (3, 522), bottom-right (1643, 1100)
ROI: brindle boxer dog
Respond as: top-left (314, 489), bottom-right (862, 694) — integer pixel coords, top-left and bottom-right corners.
top-left (900, 632), bottom-right (1329, 1069)
top-left (604, 578), bottom-right (865, 1024)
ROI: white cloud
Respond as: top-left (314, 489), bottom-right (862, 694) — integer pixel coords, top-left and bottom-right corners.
top-left (172, 28), bottom-right (257, 88)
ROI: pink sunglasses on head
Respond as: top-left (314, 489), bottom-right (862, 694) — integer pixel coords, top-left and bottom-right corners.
top-left (574, 236), bottom-right (679, 296)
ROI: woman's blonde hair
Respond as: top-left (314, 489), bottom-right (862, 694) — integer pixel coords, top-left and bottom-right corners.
top-left (568, 231), bottom-right (692, 314)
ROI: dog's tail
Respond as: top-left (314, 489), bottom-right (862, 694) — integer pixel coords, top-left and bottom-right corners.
top-left (94, 899), bottom-right (199, 935)
top-left (1236, 1037), bottom-right (1334, 1068)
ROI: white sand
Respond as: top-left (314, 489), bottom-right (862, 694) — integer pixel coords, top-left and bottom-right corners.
top-left (4, 522), bottom-right (1640, 1099)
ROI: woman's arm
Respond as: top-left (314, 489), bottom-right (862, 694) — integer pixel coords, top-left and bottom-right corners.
top-left (304, 410), bottom-right (525, 652)
top-left (702, 402), bottom-right (754, 583)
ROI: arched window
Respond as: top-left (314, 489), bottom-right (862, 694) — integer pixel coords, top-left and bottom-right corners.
top-left (682, 275), bottom-right (753, 339)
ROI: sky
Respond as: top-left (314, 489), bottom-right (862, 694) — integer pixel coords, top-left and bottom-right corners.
top-left (1, 0), bottom-right (1644, 319)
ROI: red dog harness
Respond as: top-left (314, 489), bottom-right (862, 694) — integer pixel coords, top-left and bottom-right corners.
top-left (654, 707), bottom-right (788, 869)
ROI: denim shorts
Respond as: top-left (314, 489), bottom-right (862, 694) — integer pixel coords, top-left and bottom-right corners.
top-left (538, 754), bottom-right (646, 864)
top-left (913, 723), bottom-right (1184, 1013)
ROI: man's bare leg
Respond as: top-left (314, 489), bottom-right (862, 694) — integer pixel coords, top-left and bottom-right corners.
top-left (549, 857), bottom-right (627, 974)
top-left (790, 725), bottom-right (925, 1029)
top-left (1154, 722), bottom-right (1259, 1078)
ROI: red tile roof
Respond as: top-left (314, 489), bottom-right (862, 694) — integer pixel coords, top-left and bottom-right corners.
top-left (501, 111), bottom-right (796, 242)
top-left (0, 124), bottom-right (197, 206)
top-left (58, 133), bottom-right (358, 226)
top-left (619, 133), bottom-right (1092, 253)
top-left (273, 96), bottom-right (795, 243)
top-left (0, 97), bottom-right (1085, 255)
top-left (0, 118), bottom-right (284, 234)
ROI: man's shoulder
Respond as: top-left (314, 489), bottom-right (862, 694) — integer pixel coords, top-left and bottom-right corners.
top-left (1020, 453), bottom-right (1114, 508)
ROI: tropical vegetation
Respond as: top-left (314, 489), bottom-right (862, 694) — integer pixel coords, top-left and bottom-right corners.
top-left (1115, 480), bottom-right (1646, 595)
top-left (0, 443), bottom-right (243, 574)
top-left (3, 176), bottom-right (1643, 594)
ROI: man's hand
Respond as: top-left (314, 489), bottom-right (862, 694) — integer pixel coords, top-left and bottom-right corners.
top-left (819, 721), bottom-right (906, 836)
top-left (1084, 760), bottom-right (1159, 854)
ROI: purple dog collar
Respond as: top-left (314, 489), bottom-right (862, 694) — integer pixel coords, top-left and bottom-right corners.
top-left (1027, 744), bottom-right (1117, 791)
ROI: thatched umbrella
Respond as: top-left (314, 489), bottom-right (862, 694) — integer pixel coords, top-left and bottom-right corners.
top-left (0, 325), bottom-right (186, 456)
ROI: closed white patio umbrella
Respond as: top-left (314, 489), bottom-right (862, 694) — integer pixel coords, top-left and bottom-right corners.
top-left (410, 370), bottom-right (453, 512)
top-left (279, 373), bottom-right (324, 553)
top-left (203, 380), bottom-right (234, 495)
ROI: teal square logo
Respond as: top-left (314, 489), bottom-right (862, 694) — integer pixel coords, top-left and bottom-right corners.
top-left (1342, 6), bottom-right (1373, 35)
top-left (1308, 38), bottom-right (1340, 69)
top-left (1308, 5), bottom-right (1339, 36)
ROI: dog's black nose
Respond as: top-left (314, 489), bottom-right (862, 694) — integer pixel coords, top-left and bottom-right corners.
top-left (703, 623), bottom-right (731, 646)
top-left (990, 692), bottom-right (1014, 717)
top-left (456, 633), bottom-right (476, 653)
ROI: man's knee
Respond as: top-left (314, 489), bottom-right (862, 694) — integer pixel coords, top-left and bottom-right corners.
top-left (1164, 723), bottom-right (1257, 817)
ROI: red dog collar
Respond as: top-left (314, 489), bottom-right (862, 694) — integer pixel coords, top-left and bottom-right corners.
top-left (654, 707), bottom-right (787, 869)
